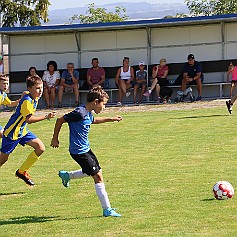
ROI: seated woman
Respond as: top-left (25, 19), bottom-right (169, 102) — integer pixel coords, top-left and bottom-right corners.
top-left (143, 58), bottom-right (169, 103)
top-left (42, 60), bottom-right (60, 109)
top-left (26, 66), bottom-right (38, 79)
top-left (115, 57), bottom-right (134, 106)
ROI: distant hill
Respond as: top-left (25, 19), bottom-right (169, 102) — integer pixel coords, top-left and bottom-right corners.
top-left (46, 2), bottom-right (189, 25)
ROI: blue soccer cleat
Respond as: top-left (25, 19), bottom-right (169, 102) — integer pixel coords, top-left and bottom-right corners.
top-left (58, 170), bottom-right (70, 188)
top-left (103, 208), bottom-right (122, 217)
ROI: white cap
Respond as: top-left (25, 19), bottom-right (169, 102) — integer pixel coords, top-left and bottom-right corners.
top-left (139, 61), bottom-right (145, 66)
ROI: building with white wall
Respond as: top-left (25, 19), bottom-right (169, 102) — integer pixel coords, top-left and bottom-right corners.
top-left (0, 14), bottom-right (237, 102)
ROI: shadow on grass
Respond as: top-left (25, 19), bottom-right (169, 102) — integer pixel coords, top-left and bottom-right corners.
top-left (201, 198), bottom-right (216, 201)
top-left (171, 114), bottom-right (229, 120)
top-left (0, 215), bottom-right (103, 226)
top-left (0, 216), bottom-right (61, 225)
top-left (0, 192), bottom-right (25, 196)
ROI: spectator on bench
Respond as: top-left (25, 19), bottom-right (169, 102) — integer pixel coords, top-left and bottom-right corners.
top-left (226, 62), bottom-right (237, 114)
top-left (42, 60), bottom-right (61, 109)
top-left (181, 54), bottom-right (203, 101)
top-left (133, 61), bottom-right (147, 104)
top-left (115, 57), bottom-right (134, 106)
top-left (87, 58), bottom-right (105, 89)
top-left (143, 58), bottom-right (169, 103)
top-left (58, 63), bottom-right (79, 108)
top-left (26, 66), bottom-right (39, 79)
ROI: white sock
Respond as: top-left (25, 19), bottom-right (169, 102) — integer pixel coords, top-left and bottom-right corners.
top-left (68, 170), bottom-right (88, 179)
top-left (149, 89), bottom-right (151, 93)
top-left (95, 183), bottom-right (111, 209)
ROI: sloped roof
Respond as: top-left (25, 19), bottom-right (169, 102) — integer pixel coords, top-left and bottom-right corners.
top-left (0, 14), bottom-right (237, 35)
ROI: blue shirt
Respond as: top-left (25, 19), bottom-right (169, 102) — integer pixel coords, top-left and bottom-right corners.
top-left (64, 106), bottom-right (94, 154)
top-left (183, 61), bottom-right (202, 78)
top-left (62, 70), bottom-right (79, 85)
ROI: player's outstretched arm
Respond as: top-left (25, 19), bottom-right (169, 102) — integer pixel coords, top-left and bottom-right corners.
top-left (51, 116), bottom-right (66, 148)
top-left (26, 112), bottom-right (57, 124)
top-left (93, 115), bottom-right (123, 124)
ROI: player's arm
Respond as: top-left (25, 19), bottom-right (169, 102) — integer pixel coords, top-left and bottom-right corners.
top-left (7, 91), bottom-right (28, 107)
top-left (26, 112), bottom-right (56, 124)
top-left (93, 115), bottom-right (123, 124)
top-left (7, 99), bottom-right (20, 107)
top-left (51, 116), bottom-right (66, 148)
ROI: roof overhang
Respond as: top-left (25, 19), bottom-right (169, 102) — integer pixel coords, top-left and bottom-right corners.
top-left (0, 14), bottom-right (237, 35)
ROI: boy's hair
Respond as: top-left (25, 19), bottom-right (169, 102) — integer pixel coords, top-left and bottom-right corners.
top-left (26, 75), bottom-right (43, 88)
top-left (87, 86), bottom-right (109, 102)
top-left (0, 74), bottom-right (9, 81)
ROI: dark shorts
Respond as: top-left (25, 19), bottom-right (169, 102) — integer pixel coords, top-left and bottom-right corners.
top-left (157, 78), bottom-right (169, 87)
top-left (187, 80), bottom-right (197, 85)
top-left (70, 149), bottom-right (101, 176)
top-left (1, 131), bottom-right (37, 154)
top-left (134, 82), bottom-right (146, 88)
top-left (231, 80), bottom-right (237, 84)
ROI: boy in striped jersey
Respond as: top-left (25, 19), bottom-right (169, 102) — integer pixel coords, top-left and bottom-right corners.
top-left (0, 75), bottom-right (56, 186)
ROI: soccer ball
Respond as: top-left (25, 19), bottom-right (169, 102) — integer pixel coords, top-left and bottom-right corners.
top-left (213, 181), bottom-right (234, 200)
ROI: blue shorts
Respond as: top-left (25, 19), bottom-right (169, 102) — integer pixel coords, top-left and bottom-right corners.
top-left (1, 131), bottom-right (37, 154)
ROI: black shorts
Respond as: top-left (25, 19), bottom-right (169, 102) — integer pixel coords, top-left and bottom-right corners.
top-left (70, 149), bottom-right (101, 176)
top-left (157, 78), bottom-right (169, 87)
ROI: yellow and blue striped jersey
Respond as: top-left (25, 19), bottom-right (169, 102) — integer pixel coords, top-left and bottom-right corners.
top-left (4, 93), bottom-right (38, 140)
top-left (0, 90), bottom-right (11, 106)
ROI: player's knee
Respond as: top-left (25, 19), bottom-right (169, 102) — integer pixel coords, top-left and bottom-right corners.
top-left (36, 144), bottom-right (45, 155)
top-left (0, 155), bottom-right (8, 166)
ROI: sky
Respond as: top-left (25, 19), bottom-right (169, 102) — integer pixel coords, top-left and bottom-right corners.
top-left (49, 0), bottom-right (185, 10)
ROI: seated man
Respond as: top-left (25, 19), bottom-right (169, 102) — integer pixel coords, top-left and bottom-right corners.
top-left (58, 63), bottom-right (79, 108)
top-left (181, 54), bottom-right (203, 101)
top-left (86, 58), bottom-right (105, 89)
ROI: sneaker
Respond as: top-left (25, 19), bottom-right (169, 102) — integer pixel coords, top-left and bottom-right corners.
top-left (126, 92), bottom-right (131, 97)
top-left (226, 100), bottom-right (232, 114)
top-left (103, 208), bottom-right (121, 217)
top-left (15, 169), bottom-right (35, 186)
top-left (58, 102), bottom-right (62, 108)
top-left (117, 102), bottom-right (122, 106)
top-left (58, 170), bottom-right (70, 188)
top-left (143, 91), bottom-right (151, 97)
top-left (156, 97), bottom-right (161, 104)
top-left (74, 101), bottom-right (79, 107)
top-left (196, 95), bottom-right (202, 101)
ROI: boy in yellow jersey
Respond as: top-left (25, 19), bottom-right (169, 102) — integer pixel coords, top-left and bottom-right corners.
top-left (0, 75), bottom-right (56, 186)
top-left (0, 75), bottom-right (24, 137)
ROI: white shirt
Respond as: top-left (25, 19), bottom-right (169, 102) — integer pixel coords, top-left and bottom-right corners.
top-left (120, 66), bottom-right (131, 80)
top-left (42, 70), bottom-right (60, 88)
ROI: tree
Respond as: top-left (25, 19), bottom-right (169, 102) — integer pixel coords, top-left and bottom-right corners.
top-left (0, 0), bottom-right (50, 27)
top-left (70, 3), bottom-right (128, 24)
top-left (185, 0), bottom-right (237, 16)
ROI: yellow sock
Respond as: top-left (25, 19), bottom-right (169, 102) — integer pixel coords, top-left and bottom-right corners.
top-left (19, 151), bottom-right (40, 173)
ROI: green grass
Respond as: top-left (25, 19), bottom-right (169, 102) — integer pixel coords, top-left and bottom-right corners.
top-left (1, 105), bottom-right (237, 236)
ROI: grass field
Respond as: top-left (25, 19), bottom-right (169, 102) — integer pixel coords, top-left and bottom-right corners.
top-left (1, 103), bottom-right (237, 236)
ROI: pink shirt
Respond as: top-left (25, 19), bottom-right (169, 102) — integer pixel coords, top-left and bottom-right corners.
top-left (87, 67), bottom-right (105, 84)
top-left (153, 65), bottom-right (169, 78)
top-left (231, 66), bottom-right (237, 81)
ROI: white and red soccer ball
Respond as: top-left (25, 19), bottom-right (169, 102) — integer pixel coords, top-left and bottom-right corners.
top-left (213, 181), bottom-right (234, 200)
